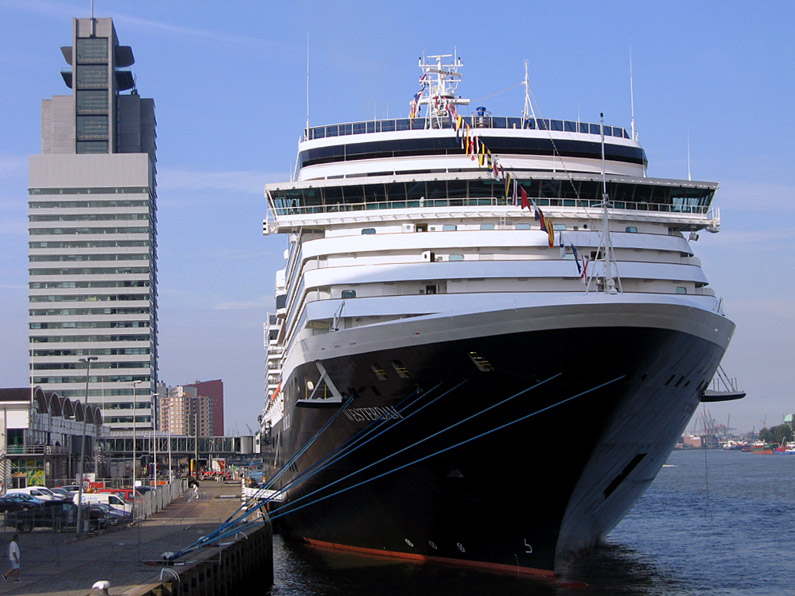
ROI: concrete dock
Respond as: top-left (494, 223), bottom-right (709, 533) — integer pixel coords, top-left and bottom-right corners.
top-left (0, 482), bottom-right (272, 595)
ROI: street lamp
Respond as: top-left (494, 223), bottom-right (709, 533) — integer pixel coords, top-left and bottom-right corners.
top-left (131, 381), bottom-right (143, 489)
top-left (151, 392), bottom-right (158, 487)
top-left (167, 398), bottom-right (173, 483)
top-left (76, 355), bottom-right (97, 537)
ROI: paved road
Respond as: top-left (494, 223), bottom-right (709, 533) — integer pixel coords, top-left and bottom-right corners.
top-left (0, 482), bottom-right (245, 596)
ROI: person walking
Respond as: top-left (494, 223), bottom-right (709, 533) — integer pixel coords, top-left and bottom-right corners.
top-left (2, 534), bottom-right (20, 583)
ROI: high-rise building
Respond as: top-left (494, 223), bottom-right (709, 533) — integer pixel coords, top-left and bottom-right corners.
top-left (28, 17), bottom-right (158, 431)
top-left (158, 380), bottom-right (225, 437)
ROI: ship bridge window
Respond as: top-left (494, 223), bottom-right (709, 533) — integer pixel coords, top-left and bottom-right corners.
top-left (341, 290), bottom-right (357, 299)
top-left (361, 228), bottom-right (376, 235)
top-left (625, 226), bottom-right (638, 233)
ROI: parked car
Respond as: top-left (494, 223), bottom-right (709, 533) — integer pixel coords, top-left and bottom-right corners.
top-left (92, 503), bottom-right (132, 525)
top-left (8, 503), bottom-right (109, 533)
top-left (0, 494), bottom-right (43, 512)
top-left (6, 487), bottom-right (69, 503)
top-left (55, 484), bottom-right (80, 495)
top-left (97, 488), bottom-right (144, 501)
top-left (50, 487), bottom-right (73, 499)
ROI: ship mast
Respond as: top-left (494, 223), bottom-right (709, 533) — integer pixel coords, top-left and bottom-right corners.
top-left (586, 113), bottom-right (623, 294)
top-left (521, 60), bottom-right (537, 128)
top-left (415, 51), bottom-right (469, 127)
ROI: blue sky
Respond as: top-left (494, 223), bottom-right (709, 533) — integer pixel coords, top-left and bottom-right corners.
top-left (1, 0), bottom-right (793, 435)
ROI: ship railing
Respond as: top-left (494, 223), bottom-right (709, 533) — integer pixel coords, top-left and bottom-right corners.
top-left (270, 196), bottom-right (711, 218)
top-left (305, 116), bottom-right (630, 141)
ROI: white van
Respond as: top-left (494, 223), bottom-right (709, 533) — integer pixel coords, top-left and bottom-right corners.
top-left (73, 492), bottom-right (132, 513)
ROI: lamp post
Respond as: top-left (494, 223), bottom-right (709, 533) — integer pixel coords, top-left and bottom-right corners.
top-left (76, 355), bottom-right (97, 537)
top-left (151, 392), bottom-right (158, 487)
top-left (131, 381), bottom-right (142, 488)
top-left (167, 399), bottom-right (173, 483)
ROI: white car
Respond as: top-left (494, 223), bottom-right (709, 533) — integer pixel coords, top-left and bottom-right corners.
top-left (5, 487), bottom-right (69, 502)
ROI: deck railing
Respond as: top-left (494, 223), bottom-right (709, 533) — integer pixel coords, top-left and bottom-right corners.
top-left (270, 196), bottom-right (711, 218)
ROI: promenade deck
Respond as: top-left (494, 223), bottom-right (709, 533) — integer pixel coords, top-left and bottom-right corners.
top-left (0, 481), bottom-right (256, 595)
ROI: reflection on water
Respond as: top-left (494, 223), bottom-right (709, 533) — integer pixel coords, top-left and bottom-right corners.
top-left (266, 451), bottom-right (794, 596)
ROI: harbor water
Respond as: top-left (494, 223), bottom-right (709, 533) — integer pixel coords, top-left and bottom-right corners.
top-left (266, 449), bottom-right (793, 595)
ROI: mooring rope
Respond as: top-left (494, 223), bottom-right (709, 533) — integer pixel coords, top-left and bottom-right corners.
top-left (168, 395), bottom-right (356, 558)
top-left (263, 381), bottom-right (446, 500)
top-left (270, 372), bottom-right (563, 520)
top-left (266, 379), bottom-right (466, 504)
top-left (270, 374), bottom-right (623, 521)
top-left (169, 373), bottom-right (625, 559)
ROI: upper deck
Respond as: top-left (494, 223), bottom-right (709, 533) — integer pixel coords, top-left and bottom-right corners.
top-left (305, 115), bottom-right (631, 142)
top-left (293, 53), bottom-right (647, 182)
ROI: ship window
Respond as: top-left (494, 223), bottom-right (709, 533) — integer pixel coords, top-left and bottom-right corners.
top-left (579, 122), bottom-right (589, 133)
top-left (449, 254), bottom-right (464, 261)
top-left (551, 120), bottom-right (563, 131)
top-left (480, 224), bottom-right (495, 230)
top-left (564, 121), bottom-right (577, 132)
top-left (589, 123), bottom-right (601, 134)
top-left (391, 360), bottom-right (410, 379)
top-left (676, 286), bottom-right (687, 294)
top-left (553, 223), bottom-right (566, 231)
top-left (442, 224), bottom-right (457, 231)
top-left (515, 223), bottom-right (531, 230)
top-left (341, 290), bottom-right (357, 299)
top-left (625, 226), bottom-right (638, 233)
top-left (361, 228), bottom-right (376, 235)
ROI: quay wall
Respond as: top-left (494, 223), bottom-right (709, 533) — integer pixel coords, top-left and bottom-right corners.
top-left (124, 522), bottom-right (273, 596)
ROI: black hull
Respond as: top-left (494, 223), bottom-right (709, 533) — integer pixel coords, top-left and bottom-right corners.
top-left (265, 317), bottom-right (729, 574)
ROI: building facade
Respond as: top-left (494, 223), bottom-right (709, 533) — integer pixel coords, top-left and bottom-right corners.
top-left (28, 17), bottom-right (158, 432)
top-left (0, 387), bottom-right (104, 489)
top-left (158, 380), bottom-right (224, 438)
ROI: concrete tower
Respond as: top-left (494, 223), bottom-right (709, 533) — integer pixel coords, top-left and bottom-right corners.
top-left (28, 17), bottom-right (158, 431)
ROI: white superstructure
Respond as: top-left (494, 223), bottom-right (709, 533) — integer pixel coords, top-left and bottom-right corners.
top-left (261, 54), bottom-right (725, 430)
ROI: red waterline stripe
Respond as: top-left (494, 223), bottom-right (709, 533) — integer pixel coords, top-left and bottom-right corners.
top-left (303, 538), bottom-right (556, 578)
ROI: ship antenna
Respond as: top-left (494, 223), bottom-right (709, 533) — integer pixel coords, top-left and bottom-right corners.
top-left (521, 60), bottom-right (537, 127)
top-left (586, 113), bottom-right (622, 294)
top-left (629, 38), bottom-right (637, 141)
top-left (305, 34), bottom-right (310, 137)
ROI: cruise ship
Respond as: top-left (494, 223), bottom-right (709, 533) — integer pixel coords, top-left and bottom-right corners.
top-left (258, 53), bottom-right (737, 576)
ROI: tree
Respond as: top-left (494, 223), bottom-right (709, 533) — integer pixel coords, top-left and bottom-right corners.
top-left (759, 424), bottom-right (792, 444)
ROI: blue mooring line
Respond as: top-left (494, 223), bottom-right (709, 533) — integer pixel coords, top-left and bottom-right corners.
top-left (270, 374), bottom-right (623, 521)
